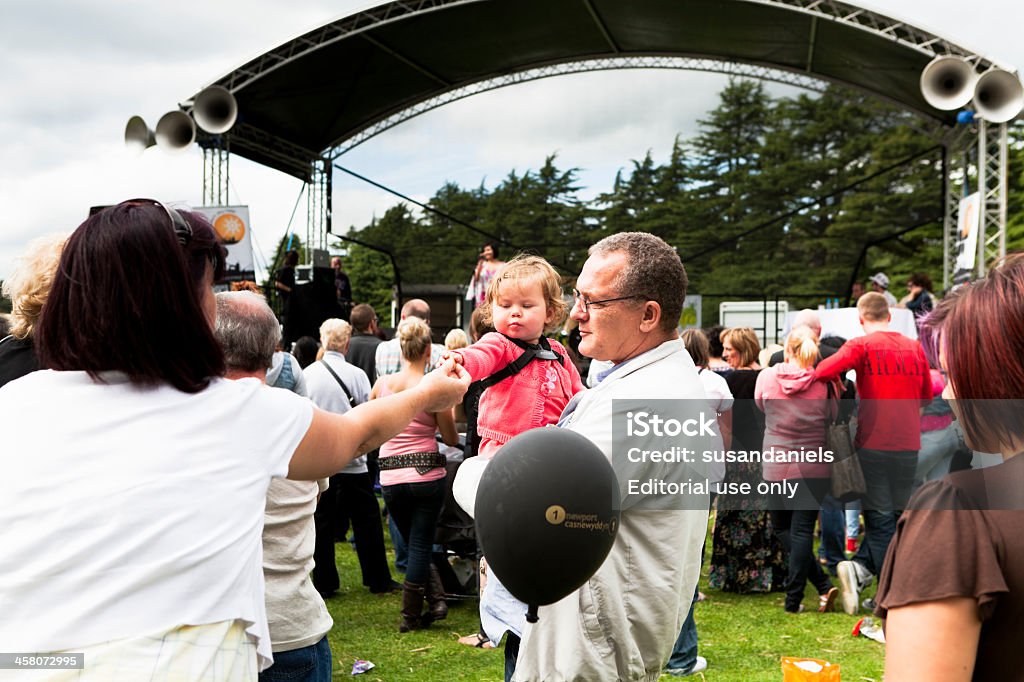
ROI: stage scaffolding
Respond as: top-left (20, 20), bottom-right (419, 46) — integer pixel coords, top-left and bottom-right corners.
top-left (180, 0), bottom-right (1015, 281)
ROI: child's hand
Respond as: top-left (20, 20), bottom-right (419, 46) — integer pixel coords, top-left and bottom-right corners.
top-left (438, 350), bottom-right (464, 368)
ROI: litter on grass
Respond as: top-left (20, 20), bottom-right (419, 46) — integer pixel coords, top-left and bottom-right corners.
top-left (351, 659), bottom-right (375, 675)
top-left (852, 617), bottom-right (886, 644)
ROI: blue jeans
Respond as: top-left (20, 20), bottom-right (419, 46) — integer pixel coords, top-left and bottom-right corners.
top-left (388, 512), bottom-right (408, 573)
top-left (770, 478), bottom-right (832, 611)
top-left (845, 501), bottom-right (861, 540)
top-left (259, 635), bottom-right (331, 682)
top-left (504, 632), bottom-right (521, 682)
top-left (817, 494), bottom-right (846, 573)
top-left (665, 585), bottom-right (699, 671)
top-left (854, 449), bottom-right (916, 576)
top-left (666, 494), bottom-right (714, 672)
top-left (383, 478), bottom-right (446, 585)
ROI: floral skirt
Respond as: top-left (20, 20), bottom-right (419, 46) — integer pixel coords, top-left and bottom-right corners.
top-left (708, 460), bottom-right (787, 593)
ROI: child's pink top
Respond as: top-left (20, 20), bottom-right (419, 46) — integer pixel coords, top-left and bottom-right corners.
top-left (377, 381), bottom-right (447, 485)
top-left (457, 332), bottom-right (584, 458)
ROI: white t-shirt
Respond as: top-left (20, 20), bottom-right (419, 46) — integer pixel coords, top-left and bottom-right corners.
top-left (698, 367), bottom-right (734, 414)
top-left (263, 477), bottom-right (333, 652)
top-left (0, 371), bottom-right (314, 670)
top-left (698, 368), bottom-right (734, 485)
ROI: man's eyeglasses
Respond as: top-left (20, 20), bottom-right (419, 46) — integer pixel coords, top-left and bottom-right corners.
top-left (571, 288), bottom-right (643, 314)
top-left (122, 198), bottom-right (193, 246)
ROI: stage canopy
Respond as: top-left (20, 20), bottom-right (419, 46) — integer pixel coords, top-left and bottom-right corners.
top-left (183, 0), bottom-right (1007, 181)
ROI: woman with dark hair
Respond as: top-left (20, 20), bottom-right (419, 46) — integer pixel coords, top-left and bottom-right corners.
top-left (466, 241), bottom-right (504, 309)
top-left (0, 200), bottom-right (469, 678)
top-left (292, 335), bottom-right (321, 370)
top-left (899, 271), bottom-right (936, 320)
top-left (876, 256), bottom-right (1024, 680)
top-left (703, 324), bottom-right (731, 372)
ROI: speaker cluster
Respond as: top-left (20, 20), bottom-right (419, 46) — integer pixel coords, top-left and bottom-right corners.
top-left (124, 85), bottom-right (238, 153)
top-left (921, 56), bottom-right (1023, 124)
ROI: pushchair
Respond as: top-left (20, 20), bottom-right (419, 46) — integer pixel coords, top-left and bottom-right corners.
top-left (432, 436), bottom-right (481, 599)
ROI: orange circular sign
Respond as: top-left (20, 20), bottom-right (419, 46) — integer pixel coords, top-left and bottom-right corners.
top-left (213, 212), bottom-right (245, 244)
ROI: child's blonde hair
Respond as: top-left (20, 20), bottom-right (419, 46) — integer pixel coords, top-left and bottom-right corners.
top-left (481, 254), bottom-right (568, 334)
top-left (785, 326), bottom-right (820, 369)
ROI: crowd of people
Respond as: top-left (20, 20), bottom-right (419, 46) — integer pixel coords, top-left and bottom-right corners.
top-left (1, 203), bottom-right (1020, 681)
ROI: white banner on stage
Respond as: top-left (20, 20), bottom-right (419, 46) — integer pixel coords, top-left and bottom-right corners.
top-left (194, 206), bottom-right (254, 279)
top-left (954, 192), bottom-right (981, 283)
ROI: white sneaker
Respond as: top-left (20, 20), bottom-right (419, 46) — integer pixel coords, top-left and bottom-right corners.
top-left (837, 561), bottom-right (871, 615)
top-left (667, 656), bottom-right (708, 677)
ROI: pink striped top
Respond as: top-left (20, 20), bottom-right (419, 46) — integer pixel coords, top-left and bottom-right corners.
top-left (377, 381), bottom-right (446, 485)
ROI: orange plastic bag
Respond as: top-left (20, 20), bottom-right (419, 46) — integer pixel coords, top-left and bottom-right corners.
top-left (781, 656), bottom-right (841, 681)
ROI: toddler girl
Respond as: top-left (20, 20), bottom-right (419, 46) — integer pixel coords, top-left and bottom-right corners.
top-left (447, 254), bottom-right (584, 460)
top-left (447, 254), bottom-right (584, 676)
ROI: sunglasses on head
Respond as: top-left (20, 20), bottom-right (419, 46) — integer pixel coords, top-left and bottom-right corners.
top-left (120, 198), bottom-right (193, 246)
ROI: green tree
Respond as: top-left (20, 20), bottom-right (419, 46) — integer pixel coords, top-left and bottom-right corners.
top-left (344, 205), bottom-right (421, 321)
top-left (1006, 121), bottom-right (1024, 251)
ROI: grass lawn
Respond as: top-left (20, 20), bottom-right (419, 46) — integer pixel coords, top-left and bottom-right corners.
top-left (320, 514), bottom-right (885, 681)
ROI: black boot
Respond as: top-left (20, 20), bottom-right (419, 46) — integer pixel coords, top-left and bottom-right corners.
top-left (424, 563), bottom-right (449, 624)
top-left (400, 581), bottom-right (426, 633)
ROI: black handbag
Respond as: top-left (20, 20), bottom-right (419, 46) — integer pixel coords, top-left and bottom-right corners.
top-left (826, 381), bottom-right (865, 502)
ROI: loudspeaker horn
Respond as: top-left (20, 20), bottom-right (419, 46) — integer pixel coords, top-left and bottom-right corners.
top-left (920, 56), bottom-right (978, 110)
top-left (124, 115), bottom-right (155, 153)
top-left (193, 85), bottom-right (237, 134)
top-left (155, 110), bottom-right (196, 151)
top-left (973, 68), bottom-right (1024, 123)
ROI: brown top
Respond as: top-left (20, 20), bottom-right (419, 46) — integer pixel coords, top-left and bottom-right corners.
top-left (876, 454), bottom-right (1024, 681)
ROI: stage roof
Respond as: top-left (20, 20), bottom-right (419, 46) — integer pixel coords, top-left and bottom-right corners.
top-left (183, 0), bottom-right (1006, 181)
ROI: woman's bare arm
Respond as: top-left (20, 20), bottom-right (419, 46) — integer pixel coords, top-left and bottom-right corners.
top-left (884, 598), bottom-right (981, 682)
top-left (288, 360), bottom-right (469, 480)
top-left (434, 407), bottom-right (459, 446)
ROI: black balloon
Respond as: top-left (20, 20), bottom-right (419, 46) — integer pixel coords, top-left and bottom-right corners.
top-left (475, 427), bottom-right (620, 608)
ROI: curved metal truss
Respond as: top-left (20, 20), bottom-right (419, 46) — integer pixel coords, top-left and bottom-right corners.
top-left (205, 0), bottom-right (997, 99)
top-left (190, 0), bottom-right (1009, 280)
top-left (757, 0), bottom-right (997, 67)
top-left (328, 56), bottom-right (832, 158)
top-left (206, 0), bottom-right (481, 95)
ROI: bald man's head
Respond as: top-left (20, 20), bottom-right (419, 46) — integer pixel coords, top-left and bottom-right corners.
top-left (401, 298), bottom-right (430, 322)
top-left (792, 309), bottom-right (822, 336)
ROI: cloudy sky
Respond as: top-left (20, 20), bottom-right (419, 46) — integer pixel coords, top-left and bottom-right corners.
top-left (1, 0), bottom-right (1020, 280)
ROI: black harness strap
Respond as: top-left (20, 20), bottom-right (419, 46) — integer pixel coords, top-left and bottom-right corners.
top-left (462, 335), bottom-right (565, 458)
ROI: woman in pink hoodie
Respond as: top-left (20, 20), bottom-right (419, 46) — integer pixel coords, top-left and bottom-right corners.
top-left (755, 326), bottom-right (838, 614)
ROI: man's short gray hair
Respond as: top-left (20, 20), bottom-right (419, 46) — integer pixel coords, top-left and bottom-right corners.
top-left (320, 318), bottom-right (352, 352)
top-left (214, 291), bottom-right (280, 372)
top-left (589, 232), bottom-right (688, 333)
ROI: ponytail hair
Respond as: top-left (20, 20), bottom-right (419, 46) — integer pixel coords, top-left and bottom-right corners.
top-left (785, 326), bottom-right (819, 369)
top-left (397, 316), bottom-right (432, 362)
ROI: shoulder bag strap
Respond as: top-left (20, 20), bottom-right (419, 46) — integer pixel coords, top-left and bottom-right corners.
top-left (319, 359), bottom-right (357, 408)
